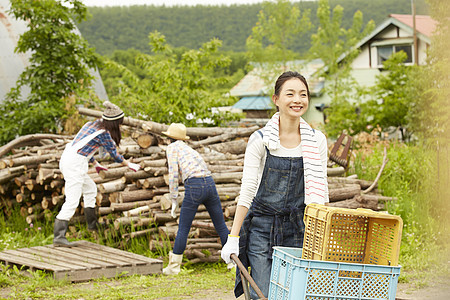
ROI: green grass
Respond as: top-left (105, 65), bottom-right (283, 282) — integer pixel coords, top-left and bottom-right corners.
top-left (0, 208), bottom-right (234, 299)
top-left (0, 261), bottom-right (235, 299)
top-left (350, 140), bottom-right (450, 285)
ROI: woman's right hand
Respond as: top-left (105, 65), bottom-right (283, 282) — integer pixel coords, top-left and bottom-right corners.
top-left (221, 235), bottom-right (240, 264)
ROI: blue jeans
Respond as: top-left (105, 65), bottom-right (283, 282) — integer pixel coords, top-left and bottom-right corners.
top-left (173, 176), bottom-right (229, 254)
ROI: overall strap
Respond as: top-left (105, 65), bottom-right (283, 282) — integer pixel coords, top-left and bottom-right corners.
top-left (71, 130), bottom-right (105, 151)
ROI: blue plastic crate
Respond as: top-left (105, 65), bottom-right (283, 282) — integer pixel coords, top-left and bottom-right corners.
top-left (269, 247), bottom-right (401, 300)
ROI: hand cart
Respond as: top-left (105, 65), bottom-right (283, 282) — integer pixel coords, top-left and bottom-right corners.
top-left (231, 253), bottom-right (268, 300)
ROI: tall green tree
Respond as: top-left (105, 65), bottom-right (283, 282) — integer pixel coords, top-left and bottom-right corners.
top-left (245, 0), bottom-right (312, 87)
top-left (0, 0), bottom-right (99, 144)
top-left (323, 52), bottom-right (422, 140)
top-left (366, 52), bottom-right (421, 141)
top-left (309, 0), bottom-right (374, 137)
top-left (413, 0), bottom-right (450, 141)
top-left (310, 0), bottom-right (375, 98)
top-left (102, 31), bottom-right (241, 126)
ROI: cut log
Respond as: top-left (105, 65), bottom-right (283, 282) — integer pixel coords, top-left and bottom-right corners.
top-left (123, 203), bottom-right (160, 217)
top-left (142, 176), bottom-right (166, 189)
top-left (52, 194), bottom-right (64, 206)
top-left (110, 200), bottom-right (154, 212)
top-left (142, 159), bottom-right (167, 168)
top-left (98, 166), bottom-right (130, 179)
top-left (6, 153), bottom-right (61, 168)
top-left (98, 207), bottom-right (113, 216)
top-left (211, 172), bottom-right (242, 183)
top-left (97, 179), bottom-right (126, 194)
top-left (142, 167), bottom-right (168, 176)
top-left (190, 127), bottom-right (258, 148)
top-left (207, 165), bottom-right (243, 173)
top-left (117, 189), bottom-right (154, 203)
top-left (114, 216), bottom-right (153, 230)
top-left (120, 145), bottom-right (162, 156)
top-left (329, 184), bottom-right (361, 202)
top-left (209, 140), bottom-right (247, 155)
top-left (208, 158), bottom-right (244, 166)
top-left (0, 133), bottom-right (71, 158)
top-left (327, 195), bottom-right (378, 210)
top-left (327, 167), bottom-right (346, 177)
top-left (136, 133), bottom-right (157, 149)
top-left (121, 169), bottom-right (155, 183)
top-left (153, 212), bottom-right (175, 224)
top-left (327, 177), bottom-right (375, 190)
top-left (224, 205), bottom-right (236, 218)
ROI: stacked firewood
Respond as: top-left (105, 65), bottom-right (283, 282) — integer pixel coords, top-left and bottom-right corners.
top-left (0, 107), bottom-right (394, 263)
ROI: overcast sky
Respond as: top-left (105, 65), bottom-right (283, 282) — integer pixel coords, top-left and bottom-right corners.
top-left (81, 0), bottom-right (268, 7)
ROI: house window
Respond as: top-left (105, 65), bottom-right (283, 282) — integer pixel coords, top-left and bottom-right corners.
top-left (377, 44), bottom-right (413, 65)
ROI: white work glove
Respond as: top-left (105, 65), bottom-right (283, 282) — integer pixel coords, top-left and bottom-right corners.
top-left (127, 162), bottom-right (141, 172)
top-left (170, 199), bottom-right (178, 218)
top-left (94, 161), bottom-right (108, 174)
top-left (221, 235), bottom-right (239, 264)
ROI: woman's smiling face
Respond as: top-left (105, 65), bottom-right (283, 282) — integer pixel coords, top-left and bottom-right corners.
top-left (272, 78), bottom-right (309, 119)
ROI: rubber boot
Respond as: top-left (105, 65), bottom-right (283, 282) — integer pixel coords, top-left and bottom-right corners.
top-left (53, 219), bottom-right (75, 247)
top-left (163, 251), bottom-right (183, 275)
top-left (84, 207), bottom-right (104, 232)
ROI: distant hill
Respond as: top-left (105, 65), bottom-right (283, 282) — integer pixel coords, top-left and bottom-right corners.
top-left (76, 0), bottom-right (429, 56)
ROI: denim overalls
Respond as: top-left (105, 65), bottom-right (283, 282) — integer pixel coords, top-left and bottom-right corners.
top-left (235, 136), bottom-right (306, 299)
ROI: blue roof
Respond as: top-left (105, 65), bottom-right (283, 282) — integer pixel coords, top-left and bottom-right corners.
top-left (232, 96), bottom-right (273, 110)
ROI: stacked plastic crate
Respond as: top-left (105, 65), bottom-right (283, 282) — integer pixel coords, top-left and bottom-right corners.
top-left (269, 204), bottom-right (403, 300)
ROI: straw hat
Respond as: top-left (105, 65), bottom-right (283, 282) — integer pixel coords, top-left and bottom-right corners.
top-left (102, 101), bottom-right (124, 121)
top-left (162, 123), bottom-right (190, 140)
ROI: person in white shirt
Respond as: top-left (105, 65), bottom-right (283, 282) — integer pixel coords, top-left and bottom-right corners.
top-left (220, 71), bottom-right (329, 299)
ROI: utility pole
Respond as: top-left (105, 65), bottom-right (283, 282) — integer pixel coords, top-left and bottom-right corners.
top-left (411, 0), bottom-right (418, 65)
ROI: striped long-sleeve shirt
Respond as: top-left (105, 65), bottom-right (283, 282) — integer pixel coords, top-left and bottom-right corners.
top-left (237, 127), bottom-right (329, 209)
top-left (73, 119), bottom-right (124, 164)
top-left (166, 140), bottom-right (211, 200)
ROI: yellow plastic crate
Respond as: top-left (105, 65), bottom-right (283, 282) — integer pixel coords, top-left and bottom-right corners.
top-left (302, 203), bottom-right (403, 266)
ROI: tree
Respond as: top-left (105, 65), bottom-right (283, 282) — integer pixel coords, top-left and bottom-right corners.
top-left (245, 0), bottom-right (312, 87)
top-left (366, 52), bottom-right (421, 141)
top-left (411, 0), bottom-right (450, 141)
top-left (324, 52), bottom-right (422, 140)
top-left (0, 0), bottom-right (99, 144)
top-left (309, 0), bottom-right (374, 137)
top-left (101, 31), bottom-right (242, 126)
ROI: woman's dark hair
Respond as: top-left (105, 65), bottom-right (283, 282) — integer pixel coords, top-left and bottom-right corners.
top-left (100, 117), bottom-right (123, 145)
top-left (274, 71), bottom-right (310, 100)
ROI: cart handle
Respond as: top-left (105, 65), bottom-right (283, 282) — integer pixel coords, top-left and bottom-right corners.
top-left (230, 253), bottom-right (267, 300)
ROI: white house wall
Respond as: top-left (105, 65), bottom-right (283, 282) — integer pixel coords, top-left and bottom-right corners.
top-left (351, 44), bottom-right (371, 69)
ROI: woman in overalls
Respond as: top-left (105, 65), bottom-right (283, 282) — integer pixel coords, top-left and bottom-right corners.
top-left (221, 71), bottom-right (329, 299)
top-left (54, 101), bottom-right (141, 247)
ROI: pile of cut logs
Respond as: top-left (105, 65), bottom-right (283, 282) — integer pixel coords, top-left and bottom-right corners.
top-left (0, 107), bottom-right (394, 263)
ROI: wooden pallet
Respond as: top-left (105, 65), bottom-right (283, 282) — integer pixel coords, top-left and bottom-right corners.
top-left (0, 240), bottom-right (162, 282)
